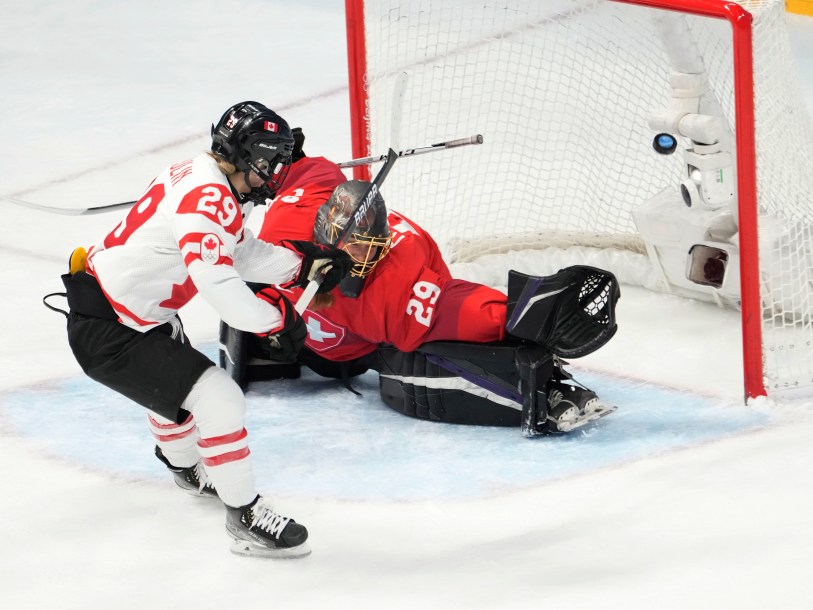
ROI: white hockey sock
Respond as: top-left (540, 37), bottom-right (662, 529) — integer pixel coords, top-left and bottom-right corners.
top-left (147, 411), bottom-right (199, 468)
top-left (184, 366), bottom-right (257, 508)
top-left (198, 428), bottom-right (256, 508)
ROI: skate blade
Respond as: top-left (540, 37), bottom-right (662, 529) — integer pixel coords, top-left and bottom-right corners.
top-left (181, 488), bottom-right (219, 500)
top-left (549, 405), bottom-right (617, 433)
top-left (229, 538), bottom-right (312, 559)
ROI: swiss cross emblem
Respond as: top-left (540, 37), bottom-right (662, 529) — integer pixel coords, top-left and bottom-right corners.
top-left (263, 121), bottom-right (279, 132)
top-left (225, 113), bottom-right (239, 129)
top-left (303, 311), bottom-right (345, 352)
top-left (201, 233), bottom-right (220, 264)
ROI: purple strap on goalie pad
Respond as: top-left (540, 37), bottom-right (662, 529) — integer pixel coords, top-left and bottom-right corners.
top-left (423, 353), bottom-right (522, 404)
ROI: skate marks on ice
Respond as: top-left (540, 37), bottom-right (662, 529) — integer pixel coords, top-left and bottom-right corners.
top-left (0, 342), bottom-right (769, 501)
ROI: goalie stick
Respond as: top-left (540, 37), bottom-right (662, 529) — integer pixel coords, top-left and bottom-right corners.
top-left (4, 135), bottom-right (483, 216)
top-left (294, 148), bottom-right (399, 314)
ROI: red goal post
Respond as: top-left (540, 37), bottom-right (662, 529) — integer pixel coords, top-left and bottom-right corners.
top-left (343, 0), bottom-right (813, 400)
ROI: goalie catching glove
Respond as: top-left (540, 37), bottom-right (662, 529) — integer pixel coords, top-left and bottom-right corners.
top-left (283, 239), bottom-right (352, 294)
top-left (506, 266), bottom-right (620, 358)
top-left (256, 287), bottom-right (307, 362)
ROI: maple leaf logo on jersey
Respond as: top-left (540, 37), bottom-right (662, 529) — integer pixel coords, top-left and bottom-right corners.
top-left (263, 121), bottom-right (279, 133)
top-left (303, 311), bottom-right (345, 352)
top-left (200, 234), bottom-right (221, 264)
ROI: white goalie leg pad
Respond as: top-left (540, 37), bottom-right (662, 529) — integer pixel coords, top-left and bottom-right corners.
top-left (183, 366), bottom-right (257, 508)
top-left (147, 410), bottom-right (199, 468)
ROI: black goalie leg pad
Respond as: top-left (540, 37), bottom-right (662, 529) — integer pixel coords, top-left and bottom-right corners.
top-left (506, 266), bottom-right (620, 359)
top-left (515, 346), bottom-right (555, 438)
top-left (376, 343), bottom-right (533, 427)
top-left (377, 350), bottom-right (432, 420)
top-left (219, 320), bottom-right (250, 389)
top-left (218, 321), bottom-right (300, 390)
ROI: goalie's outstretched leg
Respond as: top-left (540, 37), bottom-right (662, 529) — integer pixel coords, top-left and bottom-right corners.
top-left (516, 350), bottom-right (617, 436)
top-left (545, 359), bottom-right (617, 433)
top-left (505, 265), bottom-right (619, 435)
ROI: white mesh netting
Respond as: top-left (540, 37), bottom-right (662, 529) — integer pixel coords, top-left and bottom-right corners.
top-left (357, 0), bottom-right (813, 394)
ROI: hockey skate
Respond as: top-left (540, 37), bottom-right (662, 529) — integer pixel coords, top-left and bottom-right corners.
top-left (546, 381), bottom-right (616, 433)
top-left (226, 495), bottom-right (311, 558)
top-left (154, 446), bottom-right (218, 499)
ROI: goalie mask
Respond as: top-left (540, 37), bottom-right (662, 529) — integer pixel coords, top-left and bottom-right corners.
top-left (211, 101), bottom-right (295, 200)
top-left (314, 180), bottom-right (392, 298)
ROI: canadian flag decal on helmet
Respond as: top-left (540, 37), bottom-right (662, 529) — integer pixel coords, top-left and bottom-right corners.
top-left (263, 121), bottom-right (279, 133)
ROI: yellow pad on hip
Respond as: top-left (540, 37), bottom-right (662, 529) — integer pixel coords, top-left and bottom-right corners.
top-left (69, 247), bottom-right (87, 275)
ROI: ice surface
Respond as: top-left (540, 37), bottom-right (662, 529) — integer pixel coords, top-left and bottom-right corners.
top-left (2, 2), bottom-right (813, 609)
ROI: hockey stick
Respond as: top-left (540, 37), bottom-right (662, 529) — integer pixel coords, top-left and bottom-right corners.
top-left (390, 72), bottom-right (409, 152)
top-left (294, 148), bottom-right (399, 314)
top-left (6, 134), bottom-right (483, 215)
top-left (336, 134), bottom-right (483, 169)
top-left (1, 195), bottom-right (137, 216)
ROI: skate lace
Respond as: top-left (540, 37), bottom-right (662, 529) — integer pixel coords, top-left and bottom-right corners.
top-left (548, 388), bottom-right (565, 407)
top-left (250, 499), bottom-right (291, 538)
top-left (193, 462), bottom-right (215, 492)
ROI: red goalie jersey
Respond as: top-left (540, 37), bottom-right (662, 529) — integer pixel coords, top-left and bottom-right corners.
top-left (258, 156), bottom-right (507, 361)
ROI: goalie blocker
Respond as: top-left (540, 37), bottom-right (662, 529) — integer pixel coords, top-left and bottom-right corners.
top-left (218, 266), bottom-right (620, 435)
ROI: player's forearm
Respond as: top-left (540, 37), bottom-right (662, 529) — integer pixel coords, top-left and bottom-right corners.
top-left (190, 261), bottom-right (283, 333)
top-left (233, 234), bottom-right (302, 285)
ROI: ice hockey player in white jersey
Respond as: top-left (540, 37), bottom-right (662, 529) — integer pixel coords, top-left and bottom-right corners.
top-left (50, 101), bottom-right (351, 558)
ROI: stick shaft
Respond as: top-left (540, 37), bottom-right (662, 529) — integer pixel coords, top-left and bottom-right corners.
top-left (294, 148), bottom-right (399, 315)
top-left (337, 134), bottom-right (483, 168)
top-left (13, 134), bottom-right (483, 215)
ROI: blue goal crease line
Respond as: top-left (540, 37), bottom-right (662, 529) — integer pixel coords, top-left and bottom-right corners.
top-left (0, 342), bottom-right (770, 501)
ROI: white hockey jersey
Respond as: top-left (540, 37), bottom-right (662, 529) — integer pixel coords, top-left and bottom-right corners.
top-left (86, 153), bottom-right (301, 333)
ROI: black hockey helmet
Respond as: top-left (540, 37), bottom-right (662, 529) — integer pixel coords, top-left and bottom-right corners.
top-left (211, 101), bottom-right (295, 199)
top-left (314, 180), bottom-right (392, 297)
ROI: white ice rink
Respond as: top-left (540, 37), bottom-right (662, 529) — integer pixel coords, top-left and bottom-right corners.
top-left (2, 2), bottom-right (813, 608)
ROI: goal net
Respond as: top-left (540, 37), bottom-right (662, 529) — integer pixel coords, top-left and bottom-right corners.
top-left (345, 0), bottom-right (813, 398)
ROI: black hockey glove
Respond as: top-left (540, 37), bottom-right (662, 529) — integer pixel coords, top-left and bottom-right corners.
top-left (283, 239), bottom-right (352, 294)
top-left (256, 287), bottom-right (307, 362)
top-left (291, 127), bottom-right (306, 162)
